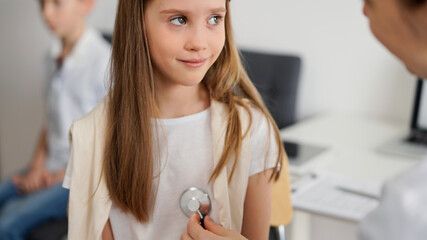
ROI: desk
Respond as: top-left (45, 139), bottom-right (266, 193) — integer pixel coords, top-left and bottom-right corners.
top-left (280, 113), bottom-right (420, 240)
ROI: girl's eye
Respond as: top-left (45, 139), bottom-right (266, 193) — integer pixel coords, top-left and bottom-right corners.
top-left (208, 16), bottom-right (221, 25)
top-left (170, 17), bottom-right (187, 25)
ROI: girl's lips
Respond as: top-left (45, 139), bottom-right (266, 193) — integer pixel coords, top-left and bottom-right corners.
top-left (178, 58), bottom-right (209, 68)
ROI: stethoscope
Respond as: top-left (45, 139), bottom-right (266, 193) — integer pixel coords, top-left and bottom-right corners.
top-left (180, 187), bottom-right (211, 228)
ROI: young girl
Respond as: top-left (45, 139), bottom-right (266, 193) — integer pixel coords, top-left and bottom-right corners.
top-left (63, 0), bottom-right (291, 239)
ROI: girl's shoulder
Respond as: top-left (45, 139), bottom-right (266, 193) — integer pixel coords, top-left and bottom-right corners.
top-left (238, 100), bottom-right (272, 135)
top-left (212, 98), bottom-right (273, 136)
top-left (248, 106), bottom-right (274, 139)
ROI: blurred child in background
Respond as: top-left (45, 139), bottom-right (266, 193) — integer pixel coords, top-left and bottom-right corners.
top-left (0, 0), bottom-right (110, 238)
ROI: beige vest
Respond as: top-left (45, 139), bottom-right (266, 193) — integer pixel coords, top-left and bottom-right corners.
top-left (67, 99), bottom-right (292, 239)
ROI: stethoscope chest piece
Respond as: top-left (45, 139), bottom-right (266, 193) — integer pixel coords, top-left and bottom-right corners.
top-left (180, 187), bottom-right (211, 218)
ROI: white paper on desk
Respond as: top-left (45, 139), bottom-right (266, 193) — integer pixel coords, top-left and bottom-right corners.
top-left (291, 171), bottom-right (383, 222)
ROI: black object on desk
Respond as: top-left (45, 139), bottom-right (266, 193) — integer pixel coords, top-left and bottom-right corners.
top-left (283, 140), bottom-right (327, 167)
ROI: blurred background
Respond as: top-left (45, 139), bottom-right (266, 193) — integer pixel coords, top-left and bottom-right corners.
top-left (0, 0), bottom-right (414, 177)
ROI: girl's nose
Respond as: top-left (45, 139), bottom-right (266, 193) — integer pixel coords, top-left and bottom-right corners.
top-left (184, 26), bottom-right (208, 52)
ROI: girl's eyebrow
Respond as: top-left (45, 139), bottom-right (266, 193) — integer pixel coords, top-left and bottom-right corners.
top-left (209, 7), bottom-right (227, 13)
top-left (160, 9), bottom-right (189, 14)
top-left (160, 7), bottom-right (227, 15)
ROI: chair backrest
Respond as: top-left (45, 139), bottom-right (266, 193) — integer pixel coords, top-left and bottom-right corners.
top-left (240, 50), bottom-right (301, 129)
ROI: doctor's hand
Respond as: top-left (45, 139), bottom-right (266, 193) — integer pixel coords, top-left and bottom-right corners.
top-left (181, 214), bottom-right (248, 240)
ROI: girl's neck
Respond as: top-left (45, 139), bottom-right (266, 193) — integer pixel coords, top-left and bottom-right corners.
top-left (57, 24), bottom-right (86, 66)
top-left (156, 82), bottom-right (210, 119)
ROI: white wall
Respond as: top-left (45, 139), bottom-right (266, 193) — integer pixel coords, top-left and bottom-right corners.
top-left (0, 0), bottom-right (416, 177)
top-left (1, 1), bottom-right (50, 177)
top-left (230, 0), bottom-right (415, 121)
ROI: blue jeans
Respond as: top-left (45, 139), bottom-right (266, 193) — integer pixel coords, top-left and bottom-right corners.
top-left (0, 177), bottom-right (69, 240)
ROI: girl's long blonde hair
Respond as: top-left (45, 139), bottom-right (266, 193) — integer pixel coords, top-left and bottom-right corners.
top-left (104, 0), bottom-right (286, 223)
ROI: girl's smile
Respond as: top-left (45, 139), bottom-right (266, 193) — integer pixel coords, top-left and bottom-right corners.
top-left (177, 56), bottom-right (211, 68)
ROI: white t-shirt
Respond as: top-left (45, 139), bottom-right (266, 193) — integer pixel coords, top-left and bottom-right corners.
top-left (63, 106), bottom-right (278, 239)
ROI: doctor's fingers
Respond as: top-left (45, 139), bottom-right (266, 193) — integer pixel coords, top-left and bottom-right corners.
top-left (203, 216), bottom-right (228, 236)
top-left (182, 230), bottom-right (226, 240)
top-left (187, 215), bottom-right (226, 240)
